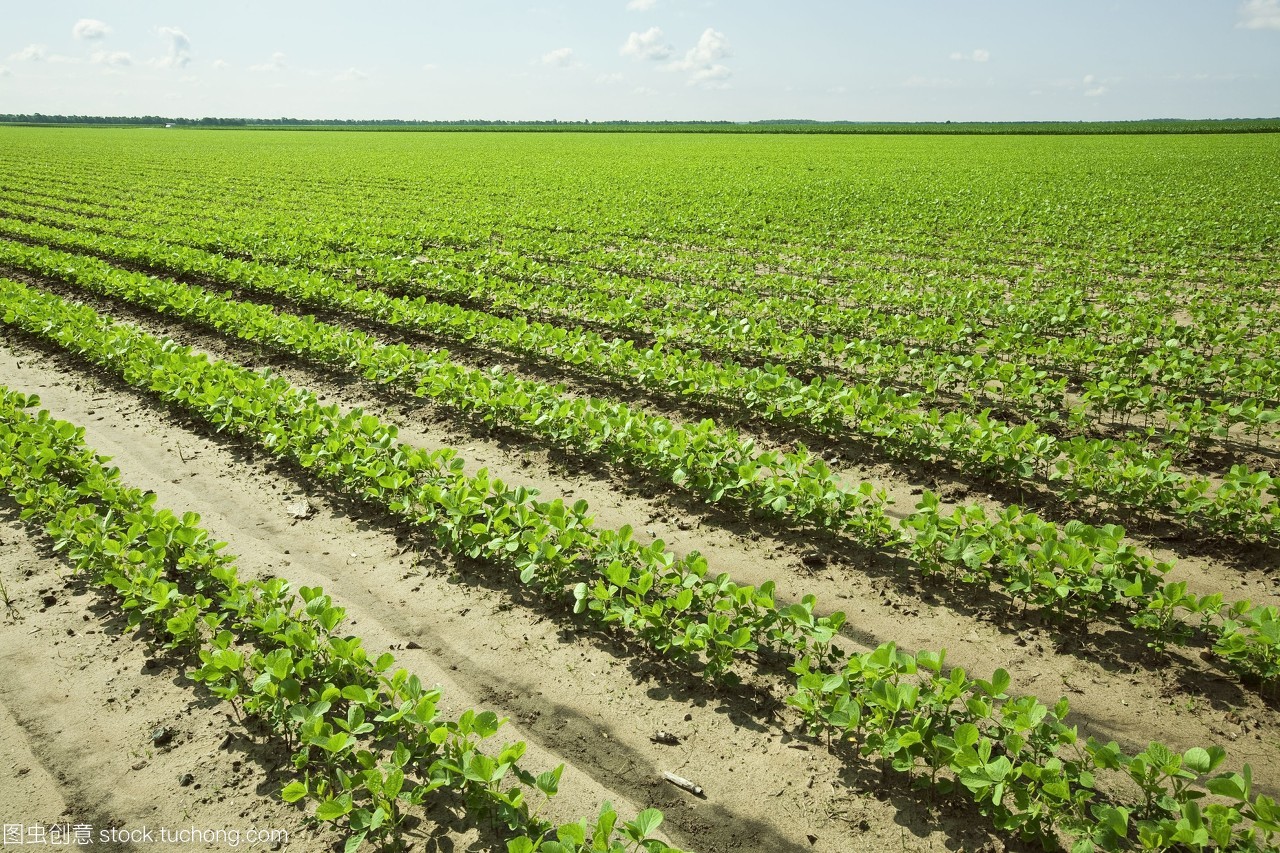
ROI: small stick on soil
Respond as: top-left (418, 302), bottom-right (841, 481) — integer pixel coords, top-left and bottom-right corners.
top-left (662, 771), bottom-right (706, 798)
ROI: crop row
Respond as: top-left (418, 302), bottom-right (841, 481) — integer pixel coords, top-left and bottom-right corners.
top-left (0, 237), bottom-right (896, 541)
top-left (0, 272), bottom-right (847, 682)
top-left (2, 162), bottom-right (1274, 357)
top-left (0, 218), bottom-right (1276, 545)
top-left (4, 274), bottom-right (1280, 849)
top-left (903, 493), bottom-right (1280, 684)
top-left (7, 162), bottom-right (1274, 370)
top-left (2, 190), bottom-right (1277, 455)
top-left (262, 234), bottom-right (1280, 453)
top-left (0, 388), bottom-right (683, 853)
top-left (3, 239), bottom-right (1278, 688)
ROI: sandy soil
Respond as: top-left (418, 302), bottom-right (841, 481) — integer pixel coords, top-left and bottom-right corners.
top-left (0, 515), bottom-right (321, 852)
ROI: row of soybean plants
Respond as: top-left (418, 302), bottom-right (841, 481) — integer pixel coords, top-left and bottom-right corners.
top-left (3, 185), bottom-right (1276, 458)
top-left (0, 272), bottom-right (848, 683)
top-left (2, 239), bottom-right (1277, 688)
top-left (5, 179), bottom-right (1277, 460)
top-left (4, 132), bottom-right (1273, 346)
top-left (1, 167), bottom-right (1272, 421)
top-left (1, 215), bottom-right (1276, 546)
top-left (0, 389), bottom-right (682, 853)
top-left (0, 277), bottom-right (1276, 852)
top-left (223, 220), bottom-right (1280, 452)
top-left (9, 144), bottom-right (1275, 377)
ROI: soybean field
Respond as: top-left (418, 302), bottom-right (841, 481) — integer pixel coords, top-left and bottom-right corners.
top-left (1, 126), bottom-right (1279, 853)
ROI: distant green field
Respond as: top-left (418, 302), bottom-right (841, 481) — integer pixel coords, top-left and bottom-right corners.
top-left (2, 125), bottom-right (1273, 260)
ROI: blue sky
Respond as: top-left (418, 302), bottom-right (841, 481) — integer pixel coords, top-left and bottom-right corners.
top-left (2, 1), bottom-right (1278, 121)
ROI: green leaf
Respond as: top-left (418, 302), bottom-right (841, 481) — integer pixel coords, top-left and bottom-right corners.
top-left (1206, 773), bottom-right (1248, 801)
top-left (990, 668), bottom-right (1010, 695)
top-left (1183, 747), bottom-right (1212, 774)
top-left (537, 765), bottom-right (564, 796)
top-left (916, 649), bottom-right (944, 672)
top-left (628, 808), bottom-right (664, 839)
top-left (557, 822), bottom-right (587, 846)
top-left (316, 795), bottom-right (353, 822)
top-left (384, 768), bottom-right (405, 800)
top-left (280, 781), bottom-right (308, 802)
top-left (954, 723), bottom-right (980, 748)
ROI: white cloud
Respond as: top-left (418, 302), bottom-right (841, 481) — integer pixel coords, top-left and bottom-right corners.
top-left (1082, 73), bottom-right (1108, 96)
top-left (251, 51), bottom-right (287, 72)
top-left (422, 63), bottom-right (438, 72)
top-left (688, 64), bottom-right (731, 88)
top-left (541, 47), bottom-right (574, 67)
top-left (9, 44), bottom-right (47, 62)
top-left (0, 66), bottom-right (10, 77)
top-left (73, 19), bottom-right (111, 40)
top-left (621, 27), bottom-right (671, 60)
top-left (212, 58), bottom-right (229, 69)
top-left (665, 28), bottom-right (731, 70)
top-left (91, 50), bottom-right (132, 67)
top-left (155, 27), bottom-right (192, 68)
top-left (596, 71), bottom-right (625, 84)
top-left (662, 28), bottom-right (732, 87)
top-left (1238, 0), bottom-right (1280, 29)
top-left (949, 48), bottom-right (990, 62)
top-left (334, 67), bottom-right (368, 82)
top-left (627, 0), bottom-right (657, 9)
top-left (633, 86), bottom-right (657, 95)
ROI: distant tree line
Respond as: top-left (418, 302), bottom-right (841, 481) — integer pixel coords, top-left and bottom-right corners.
top-left (2, 114), bottom-right (1278, 134)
